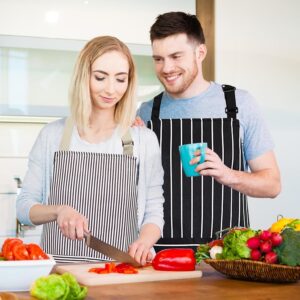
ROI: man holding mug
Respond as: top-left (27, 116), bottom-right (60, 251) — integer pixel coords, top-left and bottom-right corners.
top-left (137, 12), bottom-right (281, 250)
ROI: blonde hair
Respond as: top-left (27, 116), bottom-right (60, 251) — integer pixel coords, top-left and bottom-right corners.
top-left (69, 36), bottom-right (137, 134)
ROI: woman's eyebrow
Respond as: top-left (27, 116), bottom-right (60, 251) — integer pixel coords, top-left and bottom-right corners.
top-left (93, 70), bottom-right (128, 76)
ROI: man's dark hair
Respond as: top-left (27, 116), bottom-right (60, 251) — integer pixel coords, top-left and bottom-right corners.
top-left (150, 11), bottom-right (205, 44)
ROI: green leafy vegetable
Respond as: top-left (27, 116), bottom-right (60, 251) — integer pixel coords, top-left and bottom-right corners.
top-left (195, 244), bottom-right (210, 264)
top-left (30, 274), bottom-right (69, 300)
top-left (30, 273), bottom-right (87, 300)
top-left (274, 228), bottom-right (300, 266)
top-left (219, 228), bottom-right (256, 260)
top-left (62, 273), bottom-right (87, 300)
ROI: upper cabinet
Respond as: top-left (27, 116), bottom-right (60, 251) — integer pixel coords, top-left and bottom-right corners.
top-left (0, 35), bottom-right (162, 118)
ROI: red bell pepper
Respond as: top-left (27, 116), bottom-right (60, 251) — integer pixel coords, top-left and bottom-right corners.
top-left (152, 248), bottom-right (196, 271)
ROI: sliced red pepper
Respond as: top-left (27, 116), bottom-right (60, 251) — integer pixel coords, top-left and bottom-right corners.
top-left (115, 263), bottom-right (138, 274)
top-left (88, 262), bottom-right (138, 274)
top-left (152, 248), bottom-right (196, 271)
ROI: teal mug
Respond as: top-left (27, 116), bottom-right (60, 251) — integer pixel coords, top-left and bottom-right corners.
top-left (179, 143), bottom-right (207, 177)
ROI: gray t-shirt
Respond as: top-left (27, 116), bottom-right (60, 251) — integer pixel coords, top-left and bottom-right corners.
top-left (137, 82), bottom-right (274, 166)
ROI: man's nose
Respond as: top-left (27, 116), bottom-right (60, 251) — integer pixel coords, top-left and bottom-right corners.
top-left (162, 59), bottom-right (175, 74)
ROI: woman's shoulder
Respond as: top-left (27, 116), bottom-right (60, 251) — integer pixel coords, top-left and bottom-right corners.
top-left (130, 125), bottom-right (158, 143)
top-left (38, 118), bottom-right (66, 142)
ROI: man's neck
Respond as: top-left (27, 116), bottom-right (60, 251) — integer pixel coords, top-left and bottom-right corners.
top-left (169, 77), bottom-right (211, 99)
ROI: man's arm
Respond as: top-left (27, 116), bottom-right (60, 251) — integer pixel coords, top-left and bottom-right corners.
top-left (194, 149), bottom-right (281, 198)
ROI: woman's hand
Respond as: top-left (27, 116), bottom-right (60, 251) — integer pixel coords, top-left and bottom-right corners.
top-left (128, 239), bottom-right (153, 265)
top-left (56, 205), bottom-right (89, 240)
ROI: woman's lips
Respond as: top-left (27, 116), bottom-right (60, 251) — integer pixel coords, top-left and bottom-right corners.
top-left (100, 96), bottom-right (115, 103)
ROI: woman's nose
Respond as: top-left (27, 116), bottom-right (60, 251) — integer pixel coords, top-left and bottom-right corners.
top-left (104, 79), bottom-right (115, 94)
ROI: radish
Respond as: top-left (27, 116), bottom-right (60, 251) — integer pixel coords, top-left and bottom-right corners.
top-left (247, 237), bottom-right (260, 249)
top-left (259, 230), bottom-right (272, 241)
top-left (209, 246), bottom-right (223, 259)
top-left (260, 240), bottom-right (272, 253)
top-left (271, 232), bottom-right (283, 246)
top-left (265, 251), bottom-right (278, 264)
top-left (250, 249), bottom-right (261, 261)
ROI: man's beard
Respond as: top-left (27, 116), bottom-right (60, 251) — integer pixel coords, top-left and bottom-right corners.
top-left (159, 60), bottom-right (199, 97)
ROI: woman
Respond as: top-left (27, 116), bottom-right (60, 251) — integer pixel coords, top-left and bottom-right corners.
top-left (16, 36), bottom-right (164, 265)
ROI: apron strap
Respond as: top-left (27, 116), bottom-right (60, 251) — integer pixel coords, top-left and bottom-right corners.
top-left (222, 84), bottom-right (238, 119)
top-left (59, 117), bottom-right (74, 151)
top-left (151, 92), bottom-right (164, 120)
top-left (59, 117), bottom-right (134, 155)
top-left (121, 129), bottom-right (134, 156)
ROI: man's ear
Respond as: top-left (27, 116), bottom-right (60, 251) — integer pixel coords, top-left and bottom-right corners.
top-left (196, 44), bottom-right (207, 62)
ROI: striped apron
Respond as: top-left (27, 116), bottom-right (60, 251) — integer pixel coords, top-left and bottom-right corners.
top-left (41, 118), bottom-right (138, 262)
top-left (148, 85), bottom-right (250, 250)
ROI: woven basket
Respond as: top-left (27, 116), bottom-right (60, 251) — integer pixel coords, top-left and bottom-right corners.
top-left (205, 259), bottom-right (300, 283)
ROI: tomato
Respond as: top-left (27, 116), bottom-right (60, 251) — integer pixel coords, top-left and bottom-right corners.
top-left (26, 244), bottom-right (49, 260)
top-left (13, 244), bottom-right (29, 260)
top-left (2, 238), bottom-right (23, 260)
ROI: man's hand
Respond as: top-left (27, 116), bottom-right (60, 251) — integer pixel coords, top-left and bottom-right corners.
top-left (56, 205), bottom-right (89, 240)
top-left (132, 116), bottom-right (145, 127)
top-left (190, 148), bottom-right (281, 198)
top-left (191, 148), bottom-right (234, 186)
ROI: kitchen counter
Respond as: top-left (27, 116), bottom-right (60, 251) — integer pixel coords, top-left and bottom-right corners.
top-left (15, 263), bottom-right (300, 299)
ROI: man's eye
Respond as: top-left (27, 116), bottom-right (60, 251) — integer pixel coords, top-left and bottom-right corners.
top-left (153, 58), bottom-right (162, 62)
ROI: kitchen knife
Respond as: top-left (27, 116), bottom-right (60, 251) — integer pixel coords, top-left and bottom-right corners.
top-left (84, 233), bottom-right (141, 267)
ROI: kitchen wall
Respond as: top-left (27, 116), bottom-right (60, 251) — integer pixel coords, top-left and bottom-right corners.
top-left (215, 0), bottom-right (300, 229)
top-left (0, 0), bottom-right (195, 243)
top-left (1, 0), bottom-right (299, 243)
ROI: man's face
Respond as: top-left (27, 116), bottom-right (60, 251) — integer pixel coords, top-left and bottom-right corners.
top-left (152, 33), bottom-right (199, 98)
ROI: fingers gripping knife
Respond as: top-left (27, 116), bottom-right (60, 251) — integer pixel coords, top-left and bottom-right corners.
top-left (84, 233), bottom-right (141, 267)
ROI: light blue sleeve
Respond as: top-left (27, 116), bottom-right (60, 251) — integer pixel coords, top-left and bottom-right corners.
top-left (137, 100), bottom-right (153, 124)
top-left (238, 91), bottom-right (275, 162)
top-left (16, 128), bottom-right (46, 225)
top-left (137, 127), bottom-right (164, 234)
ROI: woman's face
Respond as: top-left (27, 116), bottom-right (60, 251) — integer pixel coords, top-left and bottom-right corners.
top-left (90, 50), bottom-right (129, 112)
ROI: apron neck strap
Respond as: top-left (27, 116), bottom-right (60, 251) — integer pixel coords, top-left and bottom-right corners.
top-left (121, 129), bottom-right (134, 156)
top-left (59, 117), bottom-right (134, 155)
top-left (59, 117), bottom-right (73, 151)
top-left (222, 84), bottom-right (238, 119)
top-left (151, 92), bottom-right (164, 120)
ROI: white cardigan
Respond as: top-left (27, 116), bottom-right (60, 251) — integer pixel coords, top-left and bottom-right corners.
top-left (16, 118), bottom-right (165, 234)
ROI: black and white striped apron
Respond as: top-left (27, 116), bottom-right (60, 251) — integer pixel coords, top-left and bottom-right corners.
top-left (41, 118), bottom-right (138, 262)
top-left (148, 85), bottom-right (250, 250)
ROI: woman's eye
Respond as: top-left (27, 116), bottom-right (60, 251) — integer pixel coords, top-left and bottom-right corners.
top-left (95, 76), bottom-right (105, 81)
top-left (117, 78), bottom-right (126, 83)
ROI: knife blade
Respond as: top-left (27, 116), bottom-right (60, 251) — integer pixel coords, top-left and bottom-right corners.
top-left (84, 233), bottom-right (141, 267)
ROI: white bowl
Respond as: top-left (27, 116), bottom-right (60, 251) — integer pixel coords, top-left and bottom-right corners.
top-left (0, 255), bottom-right (56, 292)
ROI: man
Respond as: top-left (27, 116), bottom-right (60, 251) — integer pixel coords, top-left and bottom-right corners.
top-left (137, 12), bottom-right (281, 250)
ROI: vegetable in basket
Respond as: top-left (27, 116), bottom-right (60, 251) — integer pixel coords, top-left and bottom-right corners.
top-left (274, 228), bottom-right (300, 266)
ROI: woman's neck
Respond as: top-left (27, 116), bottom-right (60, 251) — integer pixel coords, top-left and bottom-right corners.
top-left (79, 109), bottom-right (117, 144)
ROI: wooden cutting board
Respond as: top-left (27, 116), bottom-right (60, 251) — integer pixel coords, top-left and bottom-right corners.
top-left (55, 263), bottom-right (202, 286)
